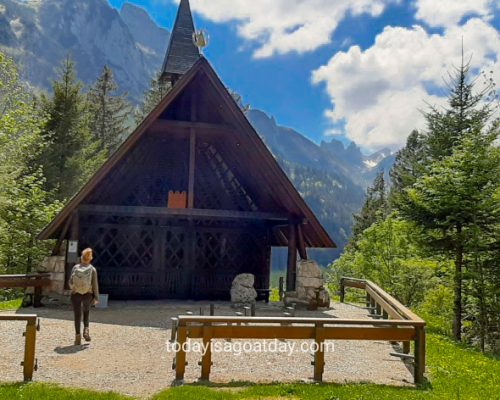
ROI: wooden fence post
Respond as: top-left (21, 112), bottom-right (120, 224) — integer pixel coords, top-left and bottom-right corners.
top-left (414, 326), bottom-right (426, 384)
top-left (313, 323), bottom-right (325, 382)
top-left (22, 319), bottom-right (37, 381)
top-left (200, 325), bottom-right (212, 380)
top-left (175, 326), bottom-right (187, 380)
top-left (339, 278), bottom-right (345, 303)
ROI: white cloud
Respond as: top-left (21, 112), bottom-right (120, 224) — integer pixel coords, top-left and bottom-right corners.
top-left (183, 0), bottom-right (392, 58)
top-left (415, 0), bottom-right (495, 28)
top-left (312, 18), bottom-right (500, 151)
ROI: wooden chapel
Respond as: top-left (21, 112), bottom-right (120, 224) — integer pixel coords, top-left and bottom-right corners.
top-left (37, 0), bottom-right (336, 300)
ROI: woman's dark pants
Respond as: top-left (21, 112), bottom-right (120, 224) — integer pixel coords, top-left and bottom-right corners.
top-left (71, 293), bottom-right (93, 335)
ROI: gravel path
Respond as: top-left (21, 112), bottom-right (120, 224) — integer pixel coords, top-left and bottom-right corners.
top-left (0, 300), bottom-right (414, 398)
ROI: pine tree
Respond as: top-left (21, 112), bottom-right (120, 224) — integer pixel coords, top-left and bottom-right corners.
top-left (87, 65), bottom-right (131, 157)
top-left (351, 171), bottom-right (388, 243)
top-left (390, 130), bottom-right (427, 195)
top-left (134, 72), bottom-right (172, 124)
top-left (39, 56), bottom-right (106, 200)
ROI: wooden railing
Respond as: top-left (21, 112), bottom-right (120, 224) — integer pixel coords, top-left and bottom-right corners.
top-left (171, 277), bottom-right (426, 384)
top-left (0, 273), bottom-right (51, 307)
top-left (0, 314), bottom-right (40, 380)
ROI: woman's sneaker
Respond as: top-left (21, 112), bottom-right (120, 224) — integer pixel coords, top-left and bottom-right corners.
top-left (83, 327), bottom-right (91, 342)
top-left (74, 334), bottom-right (81, 345)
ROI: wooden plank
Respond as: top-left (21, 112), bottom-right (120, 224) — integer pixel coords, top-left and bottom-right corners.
top-left (185, 324), bottom-right (415, 342)
top-left (149, 119), bottom-right (235, 135)
top-left (366, 281), bottom-right (425, 323)
top-left (79, 204), bottom-right (289, 222)
top-left (0, 278), bottom-right (51, 288)
top-left (0, 314), bottom-right (38, 323)
top-left (286, 222), bottom-right (297, 291)
top-left (178, 315), bottom-right (424, 327)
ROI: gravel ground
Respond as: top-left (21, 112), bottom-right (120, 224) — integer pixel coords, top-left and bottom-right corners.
top-left (0, 300), bottom-right (414, 398)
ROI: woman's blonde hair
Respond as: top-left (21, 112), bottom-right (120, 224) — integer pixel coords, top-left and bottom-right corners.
top-left (81, 248), bottom-right (93, 263)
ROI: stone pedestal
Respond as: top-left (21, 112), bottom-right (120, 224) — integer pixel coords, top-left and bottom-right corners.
top-left (36, 256), bottom-right (71, 303)
top-left (230, 273), bottom-right (257, 307)
top-left (284, 260), bottom-right (330, 309)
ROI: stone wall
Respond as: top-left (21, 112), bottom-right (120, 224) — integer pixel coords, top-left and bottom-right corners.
top-left (37, 256), bottom-right (70, 298)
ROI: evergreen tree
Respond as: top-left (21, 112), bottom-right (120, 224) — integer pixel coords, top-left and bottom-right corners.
top-left (0, 51), bottom-right (61, 274)
top-left (39, 56), bottom-right (105, 200)
top-left (389, 130), bottom-right (427, 195)
top-left (398, 59), bottom-right (498, 343)
top-left (402, 121), bottom-right (499, 343)
top-left (87, 65), bottom-right (131, 157)
top-left (134, 72), bottom-right (171, 124)
top-left (351, 171), bottom-right (388, 242)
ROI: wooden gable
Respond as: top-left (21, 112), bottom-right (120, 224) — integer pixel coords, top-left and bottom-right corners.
top-left (38, 58), bottom-right (336, 249)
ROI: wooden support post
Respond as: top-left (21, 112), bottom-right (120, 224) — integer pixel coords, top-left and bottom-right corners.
top-left (64, 211), bottom-right (79, 290)
top-left (296, 224), bottom-right (307, 260)
top-left (382, 310), bottom-right (388, 319)
top-left (370, 298), bottom-right (376, 315)
top-left (366, 293), bottom-right (371, 308)
top-left (403, 341), bottom-right (411, 354)
top-left (339, 278), bottom-right (345, 303)
top-left (313, 323), bottom-right (325, 382)
top-left (51, 216), bottom-right (71, 256)
top-left (286, 222), bottom-right (297, 292)
top-left (187, 129), bottom-right (196, 208)
top-left (200, 325), bottom-right (212, 380)
top-left (278, 277), bottom-right (284, 301)
top-left (414, 326), bottom-right (426, 384)
top-left (22, 319), bottom-right (37, 381)
top-left (376, 303), bottom-right (382, 315)
top-left (175, 326), bottom-right (187, 381)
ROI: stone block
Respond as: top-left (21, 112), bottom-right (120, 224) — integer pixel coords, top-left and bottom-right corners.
top-left (231, 273), bottom-right (257, 304)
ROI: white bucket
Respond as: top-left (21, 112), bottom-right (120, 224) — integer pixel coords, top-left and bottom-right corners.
top-left (96, 294), bottom-right (108, 308)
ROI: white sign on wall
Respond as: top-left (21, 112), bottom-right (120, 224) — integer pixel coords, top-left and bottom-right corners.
top-left (68, 240), bottom-right (78, 254)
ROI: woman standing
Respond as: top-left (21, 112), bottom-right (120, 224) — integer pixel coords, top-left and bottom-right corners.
top-left (69, 248), bottom-right (99, 345)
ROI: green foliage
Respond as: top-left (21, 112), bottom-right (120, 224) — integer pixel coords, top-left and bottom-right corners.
top-left (88, 65), bottom-right (132, 157)
top-left (417, 284), bottom-right (454, 336)
top-left (351, 171), bottom-right (388, 244)
top-left (38, 55), bottom-right (106, 200)
top-left (0, 297), bottom-right (22, 310)
top-left (0, 51), bottom-right (61, 275)
top-left (331, 215), bottom-right (438, 306)
top-left (0, 383), bottom-right (132, 400)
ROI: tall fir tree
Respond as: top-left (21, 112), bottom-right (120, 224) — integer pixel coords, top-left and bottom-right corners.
top-left (351, 171), bottom-right (388, 243)
top-left (134, 72), bottom-right (171, 124)
top-left (87, 65), bottom-right (131, 157)
top-left (39, 56), bottom-right (105, 200)
top-left (400, 57), bottom-right (498, 342)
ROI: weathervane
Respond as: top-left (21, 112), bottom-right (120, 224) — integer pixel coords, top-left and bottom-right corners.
top-left (192, 30), bottom-right (209, 54)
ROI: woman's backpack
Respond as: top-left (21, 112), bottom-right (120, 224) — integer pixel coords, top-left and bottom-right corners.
top-left (71, 265), bottom-right (93, 294)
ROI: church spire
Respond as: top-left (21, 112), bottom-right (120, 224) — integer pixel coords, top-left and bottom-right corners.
top-left (160, 0), bottom-right (200, 86)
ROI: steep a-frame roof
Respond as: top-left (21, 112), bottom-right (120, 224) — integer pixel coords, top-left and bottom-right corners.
top-left (38, 58), bottom-right (336, 249)
top-left (161, 0), bottom-right (200, 80)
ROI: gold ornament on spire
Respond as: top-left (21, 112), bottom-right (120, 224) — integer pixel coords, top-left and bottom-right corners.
top-left (192, 30), bottom-right (209, 54)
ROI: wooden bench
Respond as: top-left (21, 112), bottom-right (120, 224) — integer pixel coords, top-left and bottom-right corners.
top-left (0, 274), bottom-right (51, 307)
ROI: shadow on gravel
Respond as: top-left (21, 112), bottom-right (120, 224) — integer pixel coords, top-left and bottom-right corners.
top-left (54, 344), bottom-right (90, 354)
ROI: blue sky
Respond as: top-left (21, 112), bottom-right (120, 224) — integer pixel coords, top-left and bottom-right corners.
top-left (108, 0), bottom-right (500, 152)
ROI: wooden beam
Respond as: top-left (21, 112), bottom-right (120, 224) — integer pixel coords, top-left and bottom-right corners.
top-left (78, 204), bottom-right (289, 222)
top-left (188, 129), bottom-right (196, 208)
top-left (51, 216), bottom-right (72, 256)
top-left (286, 222), bottom-right (297, 291)
top-left (149, 119), bottom-right (235, 136)
top-left (296, 223), bottom-right (308, 260)
top-left (64, 211), bottom-right (79, 290)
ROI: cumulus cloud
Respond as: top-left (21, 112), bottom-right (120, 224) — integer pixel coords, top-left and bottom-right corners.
top-left (181, 0), bottom-right (392, 58)
top-left (312, 18), bottom-right (500, 151)
top-left (415, 0), bottom-right (495, 28)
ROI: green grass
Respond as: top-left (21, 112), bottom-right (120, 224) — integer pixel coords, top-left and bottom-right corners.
top-left (1, 333), bottom-right (498, 399)
top-left (0, 298), bottom-right (22, 311)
